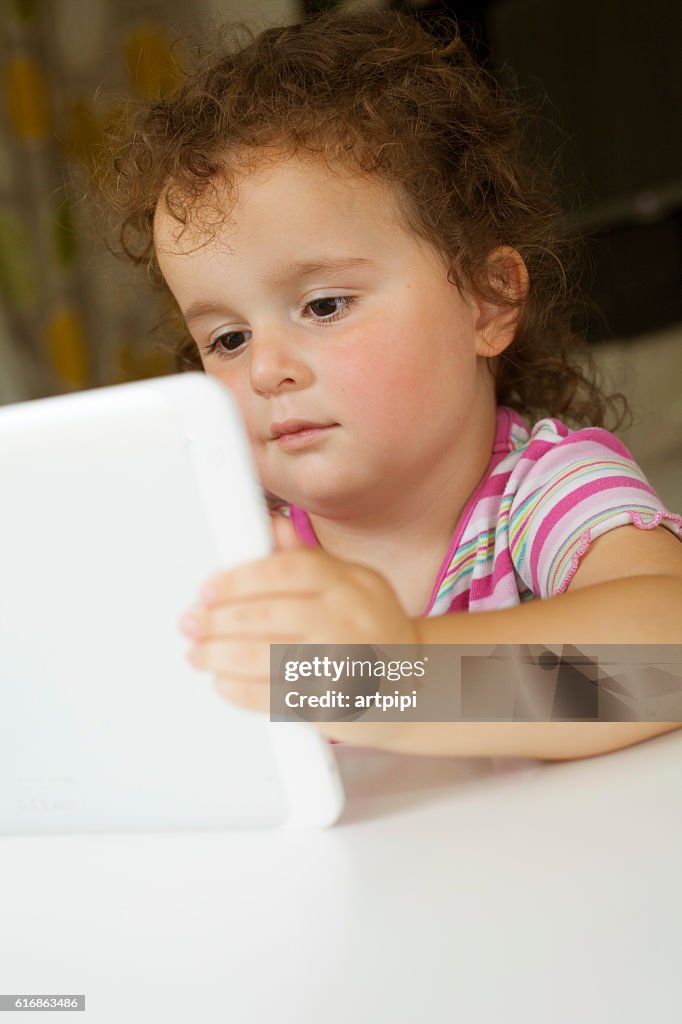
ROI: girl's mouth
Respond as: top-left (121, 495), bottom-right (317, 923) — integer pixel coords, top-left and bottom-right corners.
top-left (270, 420), bottom-right (339, 450)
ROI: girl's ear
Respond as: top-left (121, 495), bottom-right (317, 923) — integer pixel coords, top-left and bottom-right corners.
top-left (473, 246), bottom-right (529, 358)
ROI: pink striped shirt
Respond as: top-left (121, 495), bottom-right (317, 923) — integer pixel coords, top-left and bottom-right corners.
top-left (277, 405), bottom-right (682, 616)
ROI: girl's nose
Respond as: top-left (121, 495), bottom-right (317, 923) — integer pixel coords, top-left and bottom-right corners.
top-left (248, 332), bottom-right (313, 397)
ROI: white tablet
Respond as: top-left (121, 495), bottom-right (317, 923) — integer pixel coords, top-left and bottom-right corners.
top-left (0, 372), bottom-right (344, 833)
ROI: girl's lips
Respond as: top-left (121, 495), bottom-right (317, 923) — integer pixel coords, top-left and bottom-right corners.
top-left (272, 423), bottom-right (338, 451)
top-left (270, 419), bottom-right (333, 438)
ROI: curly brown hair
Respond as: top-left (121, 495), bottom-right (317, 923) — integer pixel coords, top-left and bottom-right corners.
top-left (100, 6), bottom-right (627, 429)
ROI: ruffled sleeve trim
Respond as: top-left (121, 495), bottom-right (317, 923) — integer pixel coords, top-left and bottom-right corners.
top-left (557, 509), bottom-right (682, 595)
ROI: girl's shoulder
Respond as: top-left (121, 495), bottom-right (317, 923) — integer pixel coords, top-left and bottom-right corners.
top-left (433, 406), bottom-right (681, 612)
top-left (493, 405), bottom-right (647, 488)
top-left (493, 406), bottom-right (682, 598)
top-left (495, 405), bottom-right (628, 460)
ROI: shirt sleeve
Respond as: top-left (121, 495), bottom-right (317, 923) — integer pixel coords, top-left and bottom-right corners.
top-left (506, 422), bottom-right (682, 598)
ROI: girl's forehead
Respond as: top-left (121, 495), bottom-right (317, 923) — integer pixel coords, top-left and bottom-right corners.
top-left (154, 154), bottom-right (412, 254)
top-left (228, 150), bottom-right (395, 201)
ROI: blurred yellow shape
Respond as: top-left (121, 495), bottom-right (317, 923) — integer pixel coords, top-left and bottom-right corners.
top-left (5, 53), bottom-right (51, 141)
top-left (46, 306), bottom-right (90, 388)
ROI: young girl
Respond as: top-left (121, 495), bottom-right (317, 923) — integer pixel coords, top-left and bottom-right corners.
top-left (106, 9), bottom-right (682, 760)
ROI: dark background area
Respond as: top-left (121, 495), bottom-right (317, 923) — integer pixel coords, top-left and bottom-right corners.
top-left (378, 0), bottom-right (682, 343)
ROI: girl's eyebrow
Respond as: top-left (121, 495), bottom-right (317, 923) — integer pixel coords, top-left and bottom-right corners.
top-left (183, 255), bottom-right (382, 325)
top-left (261, 255), bottom-right (382, 287)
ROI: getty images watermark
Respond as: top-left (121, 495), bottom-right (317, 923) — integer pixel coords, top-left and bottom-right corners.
top-left (269, 644), bottom-right (682, 723)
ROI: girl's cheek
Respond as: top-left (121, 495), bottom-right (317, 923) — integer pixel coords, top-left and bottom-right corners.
top-left (330, 347), bottom-right (427, 425)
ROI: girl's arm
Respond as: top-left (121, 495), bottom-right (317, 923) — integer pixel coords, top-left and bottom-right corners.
top-left (362, 525), bottom-right (682, 759)
top-left (421, 571), bottom-right (682, 646)
top-left (357, 719), bottom-right (680, 761)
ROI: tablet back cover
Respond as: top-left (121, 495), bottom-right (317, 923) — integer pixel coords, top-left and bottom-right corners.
top-left (0, 373), bottom-right (341, 832)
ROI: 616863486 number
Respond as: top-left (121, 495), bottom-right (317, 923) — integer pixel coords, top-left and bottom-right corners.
top-left (0, 995), bottom-right (85, 1012)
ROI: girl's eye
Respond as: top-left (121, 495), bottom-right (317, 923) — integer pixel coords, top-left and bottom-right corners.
top-left (201, 295), bottom-right (357, 360)
top-left (305, 295), bottom-right (357, 320)
top-left (202, 329), bottom-right (250, 359)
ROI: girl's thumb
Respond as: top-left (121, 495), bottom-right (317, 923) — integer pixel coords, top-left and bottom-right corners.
top-left (270, 512), bottom-right (304, 550)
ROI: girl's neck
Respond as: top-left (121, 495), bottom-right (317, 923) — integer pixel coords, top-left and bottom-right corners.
top-left (303, 406), bottom-right (498, 616)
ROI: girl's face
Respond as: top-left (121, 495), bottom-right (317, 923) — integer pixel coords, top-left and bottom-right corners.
top-left (154, 156), bottom-right (498, 517)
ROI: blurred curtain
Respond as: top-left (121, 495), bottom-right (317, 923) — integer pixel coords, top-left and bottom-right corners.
top-left (0, 0), bottom-right (298, 405)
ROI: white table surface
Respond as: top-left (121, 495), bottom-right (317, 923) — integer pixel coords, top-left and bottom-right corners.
top-left (1, 730), bottom-right (680, 1024)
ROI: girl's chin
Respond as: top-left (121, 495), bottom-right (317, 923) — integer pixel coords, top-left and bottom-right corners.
top-left (261, 459), bottom-right (379, 516)
top-left (264, 481), bottom-right (358, 516)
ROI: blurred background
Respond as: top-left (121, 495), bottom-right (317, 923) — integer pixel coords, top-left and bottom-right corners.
top-left (0, 0), bottom-right (680, 510)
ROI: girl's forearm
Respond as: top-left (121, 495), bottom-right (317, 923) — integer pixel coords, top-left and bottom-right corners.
top-left (377, 575), bottom-right (682, 759)
top-left (416, 575), bottom-right (682, 646)
top-left (314, 576), bottom-right (682, 757)
top-left (376, 720), bottom-right (681, 760)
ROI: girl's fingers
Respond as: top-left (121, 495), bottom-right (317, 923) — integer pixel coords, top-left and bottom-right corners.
top-left (200, 549), bottom-right (333, 604)
top-left (188, 636), bottom-right (280, 679)
top-left (188, 636), bottom-right (319, 711)
top-left (186, 596), bottom-right (315, 639)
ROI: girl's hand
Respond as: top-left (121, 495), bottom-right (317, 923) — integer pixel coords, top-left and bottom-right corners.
top-left (178, 515), bottom-right (421, 725)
